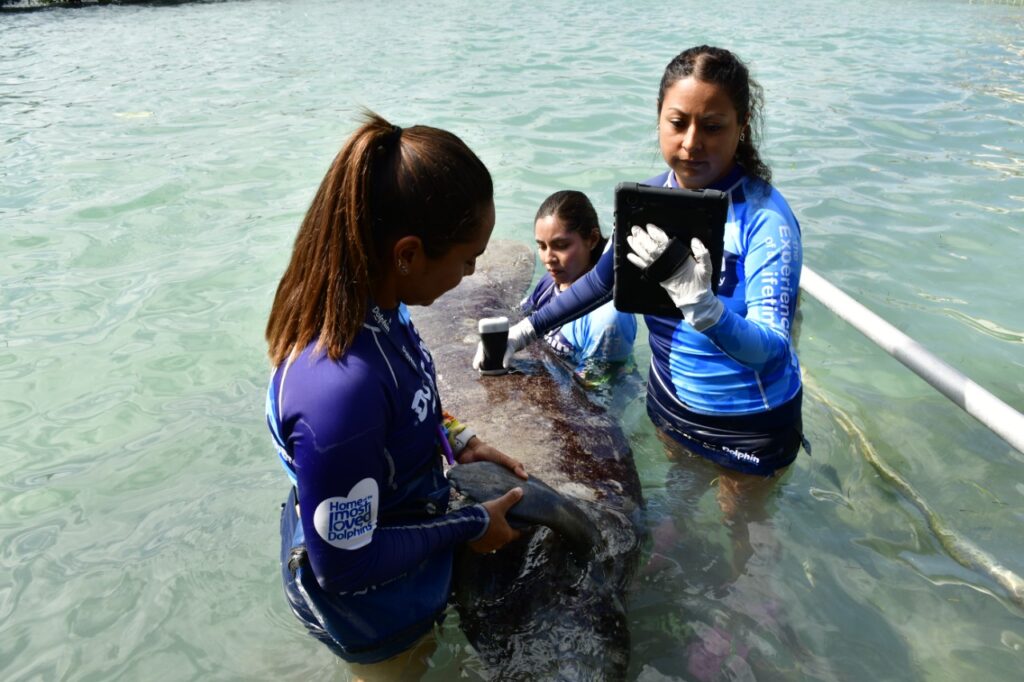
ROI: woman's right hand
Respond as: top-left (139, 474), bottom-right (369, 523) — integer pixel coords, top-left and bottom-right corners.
top-left (468, 487), bottom-right (524, 553)
top-left (472, 319), bottom-right (536, 371)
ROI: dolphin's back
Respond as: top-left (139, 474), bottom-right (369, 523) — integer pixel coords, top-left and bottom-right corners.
top-left (413, 240), bottom-right (644, 681)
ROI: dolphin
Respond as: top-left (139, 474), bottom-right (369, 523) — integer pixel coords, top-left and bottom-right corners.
top-left (412, 240), bottom-right (645, 681)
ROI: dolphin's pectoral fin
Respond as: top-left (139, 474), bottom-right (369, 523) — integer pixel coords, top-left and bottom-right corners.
top-left (448, 461), bottom-right (600, 560)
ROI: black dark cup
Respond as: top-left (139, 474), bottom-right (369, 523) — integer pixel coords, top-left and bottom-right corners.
top-left (478, 316), bottom-right (509, 375)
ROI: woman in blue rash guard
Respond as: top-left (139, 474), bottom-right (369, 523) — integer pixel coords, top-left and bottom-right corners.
top-left (265, 113), bottom-right (527, 680)
top-left (488, 46), bottom-right (807, 499)
top-left (522, 190), bottom-right (636, 384)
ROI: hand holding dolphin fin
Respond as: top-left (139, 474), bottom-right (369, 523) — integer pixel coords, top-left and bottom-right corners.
top-left (469, 486), bottom-right (524, 554)
top-left (457, 436), bottom-right (528, 480)
top-left (449, 461), bottom-right (601, 560)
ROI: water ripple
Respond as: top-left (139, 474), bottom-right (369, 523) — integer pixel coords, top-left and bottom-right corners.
top-left (2, 1), bottom-right (1024, 680)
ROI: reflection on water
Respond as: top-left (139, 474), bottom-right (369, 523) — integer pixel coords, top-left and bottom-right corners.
top-left (2, 0), bottom-right (1024, 680)
top-left (627, 397), bottom-right (917, 682)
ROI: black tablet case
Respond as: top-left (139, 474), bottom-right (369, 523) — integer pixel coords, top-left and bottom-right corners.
top-left (613, 182), bottom-right (728, 318)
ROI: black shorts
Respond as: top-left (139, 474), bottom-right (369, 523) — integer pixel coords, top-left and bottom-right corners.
top-left (646, 379), bottom-right (806, 476)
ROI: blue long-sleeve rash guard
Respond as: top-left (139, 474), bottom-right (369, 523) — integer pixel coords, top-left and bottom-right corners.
top-left (527, 167), bottom-right (803, 415)
top-left (521, 272), bottom-right (636, 375)
top-left (267, 304), bottom-right (487, 596)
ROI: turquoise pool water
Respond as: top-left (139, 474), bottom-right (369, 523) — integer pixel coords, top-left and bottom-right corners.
top-left (2, 0), bottom-right (1022, 679)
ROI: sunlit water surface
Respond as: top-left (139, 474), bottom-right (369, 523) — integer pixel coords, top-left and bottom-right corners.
top-left (2, 0), bottom-right (1023, 679)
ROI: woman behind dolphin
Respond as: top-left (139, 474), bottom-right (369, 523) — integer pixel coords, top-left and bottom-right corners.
top-left (479, 46), bottom-right (807, 512)
top-left (264, 112), bottom-right (527, 681)
top-left (524, 190), bottom-right (637, 385)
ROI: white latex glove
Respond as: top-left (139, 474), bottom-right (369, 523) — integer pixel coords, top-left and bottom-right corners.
top-left (625, 224), bottom-right (724, 331)
top-left (472, 318), bottom-right (537, 371)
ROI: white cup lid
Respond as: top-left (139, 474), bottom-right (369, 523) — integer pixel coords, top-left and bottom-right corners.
top-left (478, 316), bottom-right (509, 333)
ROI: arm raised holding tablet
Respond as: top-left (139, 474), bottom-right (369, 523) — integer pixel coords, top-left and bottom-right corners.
top-left (611, 182), bottom-right (727, 318)
top-left (625, 225), bottom-right (723, 331)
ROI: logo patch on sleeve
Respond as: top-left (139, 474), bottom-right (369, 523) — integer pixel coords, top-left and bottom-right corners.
top-left (313, 478), bottom-right (379, 550)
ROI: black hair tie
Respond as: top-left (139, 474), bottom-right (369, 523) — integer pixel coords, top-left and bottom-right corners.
top-left (377, 125), bottom-right (403, 154)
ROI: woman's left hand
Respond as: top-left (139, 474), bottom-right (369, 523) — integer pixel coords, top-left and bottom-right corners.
top-left (457, 437), bottom-right (528, 480)
top-left (626, 224), bottom-right (724, 331)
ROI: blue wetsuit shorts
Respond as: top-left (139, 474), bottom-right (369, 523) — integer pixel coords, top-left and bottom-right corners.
top-left (648, 377), bottom-right (804, 476)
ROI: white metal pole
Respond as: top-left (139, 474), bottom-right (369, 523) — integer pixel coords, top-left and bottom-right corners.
top-left (800, 266), bottom-right (1024, 455)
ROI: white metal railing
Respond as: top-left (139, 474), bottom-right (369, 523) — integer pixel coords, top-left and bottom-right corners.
top-left (800, 266), bottom-right (1024, 455)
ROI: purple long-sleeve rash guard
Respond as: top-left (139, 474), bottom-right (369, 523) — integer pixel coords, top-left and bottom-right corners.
top-left (267, 304), bottom-right (487, 595)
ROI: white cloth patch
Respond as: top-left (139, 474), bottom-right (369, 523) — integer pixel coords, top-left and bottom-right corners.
top-left (313, 478), bottom-right (379, 550)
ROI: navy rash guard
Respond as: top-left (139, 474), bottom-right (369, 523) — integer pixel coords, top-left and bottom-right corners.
top-left (267, 303), bottom-right (487, 660)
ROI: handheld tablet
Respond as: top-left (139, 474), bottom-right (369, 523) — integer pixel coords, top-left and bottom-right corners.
top-left (613, 182), bottom-right (728, 318)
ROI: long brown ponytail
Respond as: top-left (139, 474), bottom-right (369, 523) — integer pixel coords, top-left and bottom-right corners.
top-left (265, 112), bottom-right (493, 365)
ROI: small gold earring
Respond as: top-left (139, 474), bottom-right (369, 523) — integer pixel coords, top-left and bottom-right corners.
top-left (739, 133), bottom-right (746, 142)
top-left (397, 260), bottom-right (408, 275)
